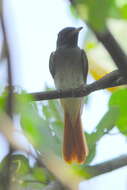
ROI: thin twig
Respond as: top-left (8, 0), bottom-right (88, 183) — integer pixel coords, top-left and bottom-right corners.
top-left (0, 3), bottom-right (14, 190)
top-left (85, 154), bottom-right (127, 178)
top-left (28, 69), bottom-right (127, 101)
top-left (33, 153), bottom-right (127, 183)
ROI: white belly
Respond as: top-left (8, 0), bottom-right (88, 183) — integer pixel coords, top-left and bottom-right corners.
top-left (54, 67), bottom-right (84, 89)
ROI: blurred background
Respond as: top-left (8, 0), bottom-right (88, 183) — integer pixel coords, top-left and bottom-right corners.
top-left (0, 0), bottom-right (127, 190)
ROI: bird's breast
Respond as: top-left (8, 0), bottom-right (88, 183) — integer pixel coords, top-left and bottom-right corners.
top-left (54, 48), bottom-right (84, 90)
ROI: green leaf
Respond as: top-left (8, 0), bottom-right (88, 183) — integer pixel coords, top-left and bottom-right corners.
top-left (42, 98), bottom-right (64, 157)
top-left (9, 155), bottom-right (49, 189)
top-left (119, 4), bottom-right (127, 19)
top-left (52, 121), bottom-right (63, 140)
top-left (94, 106), bottom-right (120, 141)
top-left (11, 155), bottom-right (30, 176)
top-left (16, 93), bottom-right (55, 153)
top-left (70, 5), bottom-right (79, 18)
top-left (21, 108), bottom-right (55, 152)
top-left (70, 0), bottom-right (126, 31)
top-left (32, 167), bottom-right (47, 183)
top-left (0, 90), bottom-right (9, 112)
top-left (73, 0), bottom-right (116, 31)
top-left (15, 91), bottom-right (64, 159)
top-left (87, 0), bottom-right (110, 31)
top-left (109, 88), bottom-right (127, 135)
top-left (85, 106), bottom-right (119, 164)
top-left (85, 42), bottom-right (97, 51)
top-left (85, 132), bottom-right (96, 164)
top-left (43, 100), bottom-right (63, 121)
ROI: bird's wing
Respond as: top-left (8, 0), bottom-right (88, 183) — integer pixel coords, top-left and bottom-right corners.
top-left (49, 52), bottom-right (55, 78)
top-left (81, 50), bottom-right (88, 83)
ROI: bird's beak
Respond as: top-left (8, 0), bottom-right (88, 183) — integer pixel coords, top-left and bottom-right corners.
top-left (74, 27), bottom-right (83, 33)
top-left (70, 27), bottom-right (83, 36)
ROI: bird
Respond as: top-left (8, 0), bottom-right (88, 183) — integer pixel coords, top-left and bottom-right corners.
top-left (49, 27), bottom-right (88, 164)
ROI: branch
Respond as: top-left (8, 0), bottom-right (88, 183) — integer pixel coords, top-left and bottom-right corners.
top-left (0, 3), bottom-right (14, 190)
top-left (94, 29), bottom-right (127, 79)
top-left (1, 12), bottom-right (13, 117)
top-left (85, 154), bottom-right (127, 178)
top-left (29, 69), bottom-right (127, 101)
top-left (36, 153), bottom-right (127, 186)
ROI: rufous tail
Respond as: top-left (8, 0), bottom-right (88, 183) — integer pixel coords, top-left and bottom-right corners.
top-left (63, 111), bottom-right (88, 164)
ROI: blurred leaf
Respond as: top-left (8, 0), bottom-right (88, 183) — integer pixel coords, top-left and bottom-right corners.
top-left (86, 0), bottom-right (110, 31)
top-left (119, 4), bottom-right (127, 19)
top-left (85, 106), bottom-right (119, 164)
top-left (0, 155), bottom-right (31, 190)
top-left (85, 42), bottom-right (97, 51)
top-left (70, 5), bottom-right (79, 18)
top-left (32, 167), bottom-right (48, 184)
top-left (85, 132), bottom-right (96, 164)
top-left (43, 100), bottom-right (63, 122)
top-left (109, 6), bottom-right (121, 19)
top-left (21, 106), bottom-right (54, 152)
top-left (109, 88), bottom-right (127, 135)
top-left (0, 95), bottom-right (6, 111)
top-left (42, 97), bottom-right (64, 157)
top-left (75, 3), bottom-right (89, 21)
top-left (52, 120), bottom-right (63, 140)
top-left (93, 106), bottom-right (120, 140)
top-left (16, 94), bottom-right (54, 153)
top-left (16, 92), bottom-right (63, 159)
top-left (0, 90), bottom-right (10, 112)
top-left (11, 155), bottom-right (30, 176)
top-left (71, 163), bottom-right (91, 179)
top-left (70, 0), bottom-right (127, 31)
top-left (10, 155), bottom-right (49, 189)
top-left (72, 0), bottom-right (117, 31)
top-left (42, 104), bottom-right (52, 119)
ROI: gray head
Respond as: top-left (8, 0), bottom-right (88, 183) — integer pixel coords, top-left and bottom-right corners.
top-left (56, 27), bottom-right (83, 48)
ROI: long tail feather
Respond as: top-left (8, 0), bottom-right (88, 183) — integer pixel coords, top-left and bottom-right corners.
top-left (63, 111), bottom-right (88, 164)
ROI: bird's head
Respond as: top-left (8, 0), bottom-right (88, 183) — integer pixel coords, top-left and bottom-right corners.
top-left (56, 27), bottom-right (83, 49)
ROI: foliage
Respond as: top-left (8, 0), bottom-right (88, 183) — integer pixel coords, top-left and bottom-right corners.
top-left (70, 0), bottom-right (127, 31)
top-left (0, 85), bottom-right (126, 189)
top-left (109, 88), bottom-right (127, 135)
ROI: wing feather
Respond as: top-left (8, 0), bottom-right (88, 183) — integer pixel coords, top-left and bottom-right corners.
top-left (49, 52), bottom-right (55, 78)
top-left (81, 50), bottom-right (88, 83)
